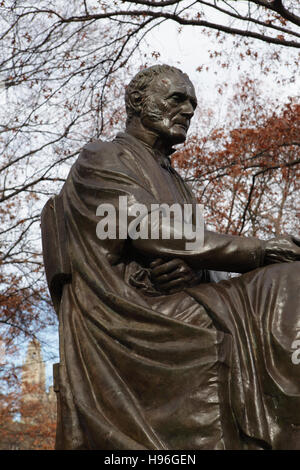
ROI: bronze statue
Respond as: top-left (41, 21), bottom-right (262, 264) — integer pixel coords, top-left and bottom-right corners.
top-left (41, 64), bottom-right (300, 450)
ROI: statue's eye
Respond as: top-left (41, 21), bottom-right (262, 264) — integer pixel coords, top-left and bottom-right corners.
top-left (170, 93), bottom-right (183, 102)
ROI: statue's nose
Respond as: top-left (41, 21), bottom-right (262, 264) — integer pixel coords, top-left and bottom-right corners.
top-left (181, 100), bottom-right (194, 118)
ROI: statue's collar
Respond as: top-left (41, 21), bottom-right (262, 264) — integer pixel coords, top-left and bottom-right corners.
top-left (115, 132), bottom-right (176, 173)
top-left (115, 131), bottom-right (176, 157)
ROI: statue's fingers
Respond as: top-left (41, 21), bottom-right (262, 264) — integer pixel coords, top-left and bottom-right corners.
top-left (154, 271), bottom-right (178, 284)
top-left (149, 258), bottom-right (164, 268)
top-left (158, 277), bottom-right (186, 291)
top-left (154, 268), bottom-right (192, 284)
top-left (151, 259), bottom-right (183, 277)
top-left (177, 264), bottom-right (190, 275)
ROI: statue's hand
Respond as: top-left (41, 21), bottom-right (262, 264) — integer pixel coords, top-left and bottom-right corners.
top-left (263, 235), bottom-right (300, 265)
top-left (150, 258), bottom-right (199, 294)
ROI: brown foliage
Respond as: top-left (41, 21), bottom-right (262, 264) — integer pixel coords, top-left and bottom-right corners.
top-left (0, 372), bottom-right (56, 450)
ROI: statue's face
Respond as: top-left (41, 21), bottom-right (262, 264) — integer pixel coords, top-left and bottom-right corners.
top-left (140, 73), bottom-right (197, 145)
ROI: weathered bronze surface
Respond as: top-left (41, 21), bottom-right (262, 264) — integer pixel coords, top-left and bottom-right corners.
top-left (41, 65), bottom-right (300, 450)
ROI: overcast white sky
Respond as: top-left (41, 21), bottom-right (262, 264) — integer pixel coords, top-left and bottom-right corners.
top-left (143, 18), bottom-right (299, 107)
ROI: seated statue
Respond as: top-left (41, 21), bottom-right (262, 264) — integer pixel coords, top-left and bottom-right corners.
top-left (41, 64), bottom-right (300, 450)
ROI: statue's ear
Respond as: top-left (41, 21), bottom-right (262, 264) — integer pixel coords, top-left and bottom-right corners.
top-left (127, 90), bottom-right (143, 115)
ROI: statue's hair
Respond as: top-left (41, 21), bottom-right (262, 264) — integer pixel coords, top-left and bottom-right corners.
top-left (125, 64), bottom-right (189, 122)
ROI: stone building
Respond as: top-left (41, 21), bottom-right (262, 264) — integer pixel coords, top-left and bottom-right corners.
top-left (21, 339), bottom-right (56, 408)
top-left (0, 339), bottom-right (56, 449)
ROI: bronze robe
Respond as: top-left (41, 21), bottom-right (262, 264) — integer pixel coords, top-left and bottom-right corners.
top-left (54, 132), bottom-right (300, 450)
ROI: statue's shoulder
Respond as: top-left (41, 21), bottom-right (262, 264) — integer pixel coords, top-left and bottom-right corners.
top-left (81, 138), bottom-right (118, 156)
top-left (76, 134), bottom-right (139, 172)
top-left (76, 138), bottom-right (122, 168)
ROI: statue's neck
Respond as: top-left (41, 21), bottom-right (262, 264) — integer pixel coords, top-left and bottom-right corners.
top-left (125, 120), bottom-right (173, 156)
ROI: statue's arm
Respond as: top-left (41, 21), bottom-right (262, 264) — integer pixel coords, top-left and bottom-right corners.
top-left (132, 227), bottom-right (264, 274)
top-left (131, 211), bottom-right (300, 273)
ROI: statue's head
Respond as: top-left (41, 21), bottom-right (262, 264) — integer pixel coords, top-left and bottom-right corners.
top-left (125, 64), bottom-right (197, 146)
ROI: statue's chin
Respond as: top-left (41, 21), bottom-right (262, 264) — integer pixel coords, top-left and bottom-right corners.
top-left (167, 131), bottom-right (187, 146)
